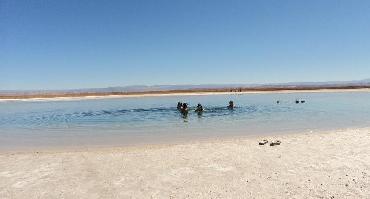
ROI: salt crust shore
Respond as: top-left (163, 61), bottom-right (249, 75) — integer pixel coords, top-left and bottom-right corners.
top-left (0, 128), bottom-right (369, 198)
top-left (1, 88), bottom-right (370, 102)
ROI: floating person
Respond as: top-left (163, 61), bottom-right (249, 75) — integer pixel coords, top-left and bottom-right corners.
top-left (276, 100), bottom-right (280, 104)
top-left (295, 99), bottom-right (300, 104)
top-left (301, 100), bottom-right (306, 103)
top-left (180, 103), bottom-right (189, 115)
top-left (227, 101), bottom-right (234, 109)
top-left (195, 103), bottom-right (204, 113)
top-left (177, 102), bottom-right (183, 110)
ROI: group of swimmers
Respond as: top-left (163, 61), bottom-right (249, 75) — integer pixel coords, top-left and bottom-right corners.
top-left (177, 101), bottom-right (235, 115)
top-left (177, 99), bottom-right (306, 116)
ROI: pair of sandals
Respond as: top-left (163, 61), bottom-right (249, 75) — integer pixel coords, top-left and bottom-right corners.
top-left (259, 139), bottom-right (281, 146)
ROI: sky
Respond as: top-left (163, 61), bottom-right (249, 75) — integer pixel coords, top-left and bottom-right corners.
top-left (1, 0), bottom-right (370, 90)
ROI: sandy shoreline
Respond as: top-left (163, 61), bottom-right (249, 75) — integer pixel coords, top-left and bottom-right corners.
top-left (1, 128), bottom-right (369, 198)
top-left (1, 88), bottom-right (370, 102)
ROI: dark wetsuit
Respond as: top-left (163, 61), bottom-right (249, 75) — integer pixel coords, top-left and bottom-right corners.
top-left (181, 103), bottom-right (188, 114)
top-left (177, 102), bottom-right (183, 110)
top-left (195, 104), bottom-right (204, 113)
top-left (228, 101), bottom-right (234, 109)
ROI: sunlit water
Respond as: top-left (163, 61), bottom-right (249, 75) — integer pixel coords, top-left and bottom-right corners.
top-left (1, 91), bottom-right (370, 150)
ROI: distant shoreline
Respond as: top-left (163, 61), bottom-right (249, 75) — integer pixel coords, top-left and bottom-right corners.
top-left (1, 86), bottom-right (370, 101)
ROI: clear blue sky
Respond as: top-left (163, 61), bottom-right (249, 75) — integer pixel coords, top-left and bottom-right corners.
top-left (1, 0), bottom-right (370, 90)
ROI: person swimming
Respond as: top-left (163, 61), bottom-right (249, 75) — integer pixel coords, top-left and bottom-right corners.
top-left (180, 103), bottom-right (189, 114)
top-left (227, 100), bottom-right (234, 109)
top-left (195, 103), bottom-right (204, 113)
top-left (177, 102), bottom-right (183, 110)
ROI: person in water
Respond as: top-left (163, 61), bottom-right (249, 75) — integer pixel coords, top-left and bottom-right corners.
top-left (177, 102), bottom-right (183, 110)
top-left (195, 103), bottom-right (204, 113)
top-left (227, 100), bottom-right (234, 109)
top-left (180, 103), bottom-right (189, 114)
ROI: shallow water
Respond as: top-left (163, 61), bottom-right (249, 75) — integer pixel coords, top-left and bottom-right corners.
top-left (1, 91), bottom-right (370, 150)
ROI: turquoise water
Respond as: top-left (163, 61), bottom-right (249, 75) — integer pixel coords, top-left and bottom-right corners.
top-left (1, 91), bottom-right (370, 149)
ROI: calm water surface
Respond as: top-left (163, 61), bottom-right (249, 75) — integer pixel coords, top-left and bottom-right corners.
top-left (1, 92), bottom-right (370, 149)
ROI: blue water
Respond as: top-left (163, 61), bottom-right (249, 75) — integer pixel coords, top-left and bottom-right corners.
top-left (1, 92), bottom-right (370, 149)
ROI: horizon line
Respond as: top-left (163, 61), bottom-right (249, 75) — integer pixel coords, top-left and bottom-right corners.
top-left (1, 78), bottom-right (370, 93)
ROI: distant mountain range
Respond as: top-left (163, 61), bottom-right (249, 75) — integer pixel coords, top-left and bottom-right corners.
top-left (1, 79), bottom-right (370, 95)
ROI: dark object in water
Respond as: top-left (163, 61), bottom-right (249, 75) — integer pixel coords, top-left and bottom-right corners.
top-left (301, 100), bottom-right (306, 103)
top-left (228, 101), bottom-right (234, 109)
top-left (270, 140), bottom-right (281, 146)
top-left (295, 100), bottom-right (300, 104)
top-left (180, 103), bottom-right (189, 114)
top-left (195, 103), bottom-right (204, 113)
top-left (276, 100), bottom-right (280, 104)
top-left (259, 140), bottom-right (268, 145)
top-left (177, 102), bottom-right (183, 110)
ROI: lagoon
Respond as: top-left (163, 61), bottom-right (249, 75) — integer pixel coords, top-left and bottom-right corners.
top-left (1, 91), bottom-right (370, 150)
